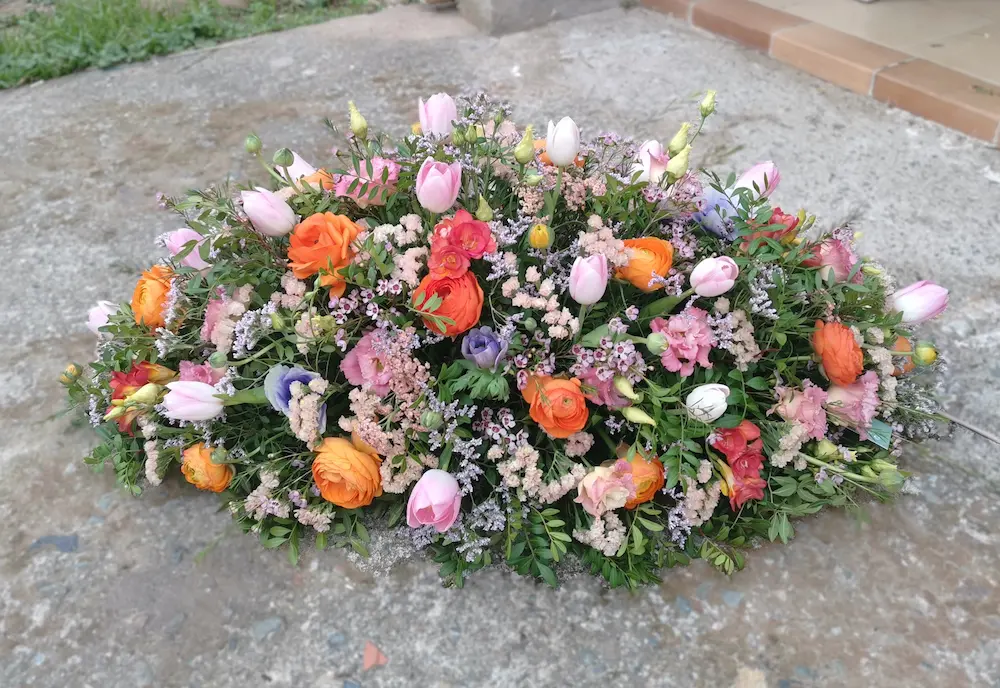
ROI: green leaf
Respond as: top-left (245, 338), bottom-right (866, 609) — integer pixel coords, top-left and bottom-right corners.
top-left (536, 562), bottom-right (558, 588)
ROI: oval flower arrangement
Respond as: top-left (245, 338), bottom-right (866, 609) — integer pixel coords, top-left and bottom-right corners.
top-left (64, 92), bottom-right (954, 588)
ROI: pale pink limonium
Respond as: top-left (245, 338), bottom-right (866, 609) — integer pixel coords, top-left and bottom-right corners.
top-left (890, 280), bottom-right (949, 324)
top-left (773, 380), bottom-right (828, 440)
top-left (334, 157), bottom-right (400, 208)
top-left (734, 161), bottom-right (779, 198)
top-left (240, 188), bottom-right (296, 237)
top-left (161, 381), bottom-right (224, 422)
top-left (87, 300), bottom-right (118, 335)
top-left (825, 371), bottom-right (880, 439)
top-left (164, 228), bottom-right (211, 270)
top-left (574, 460), bottom-right (635, 517)
top-left (406, 469), bottom-right (461, 532)
top-left (418, 93), bottom-right (458, 137)
top-left (568, 255), bottom-right (609, 305)
top-left (340, 331), bottom-right (393, 396)
top-left (415, 158), bottom-right (462, 214)
top-left (650, 307), bottom-right (716, 377)
top-left (689, 256), bottom-right (739, 297)
top-left (179, 360), bottom-right (225, 385)
top-left (633, 140), bottom-right (670, 185)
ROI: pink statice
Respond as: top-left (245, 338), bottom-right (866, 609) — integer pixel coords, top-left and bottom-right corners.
top-left (772, 380), bottom-right (828, 440)
top-left (179, 360), bottom-right (224, 385)
top-left (650, 307), bottom-right (716, 377)
top-left (826, 371), bottom-right (880, 439)
top-left (578, 366), bottom-right (629, 409)
top-left (391, 246), bottom-right (428, 288)
top-left (341, 331), bottom-right (392, 396)
top-left (334, 157), bottom-right (400, 208)
top-left (565, 432), bottom-right (595, 458)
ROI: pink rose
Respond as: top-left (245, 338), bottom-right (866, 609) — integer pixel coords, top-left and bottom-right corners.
top-left (418, 93), bottom-right (458, 137)
top-left (340, 332), bottom-right (392, 396)
top-left (179, 360), bottom-right (225, 385)
top-left (773, 381), bottom-right (828, 440)
top-left (415, 158), bottom-right (462, 214)
top-left (803, 237), bottom-right (860, 283)
top-left (574, 460), bottom-right (635, 517)
top-left (334, 157), bottom-right (400, 208)
top-left (569, 255), bottom-right (609, 305)
top-left (890, 280), bottom-right (949, 324)
top-left (164, 227), bottom-right (211, 270)
top-left (650, 307), bottom-right (716, 378)
top-left (826, 371), bottom-right (880, 439)
top-left (407, 469), bottom-right (461, 532)
top-left (689, 256), bottom-right (739, 297)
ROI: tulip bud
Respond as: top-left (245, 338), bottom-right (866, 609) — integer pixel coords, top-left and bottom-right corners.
top-left (127, 383), bottom-right (163, 406)
top-left (475, 195), bottom-right (494, 222)
top-left (421, 410), bottom-right (444, 430)
top-left (522, 317), bottom-right (537, 332)
top-left (645, 333), bottom-right (668, 355)
top-left (452, 128), bottom-right (466, 146)
top-left (914, 342), bottom-right (938, 366)
top-left (545, 117), bottom-right (581, 167)
top-left (244, 133), bottom-right (262, 155)
top-left (891, 280), bottom-right (949, 324)
top-left (665, 144), bottom-right (691, 181)
top-left (272, 147), bottom-right (294, 168)
top-left (269, 312), bottom-right (286, 331)
top-left (699, 90), bottom-right (716, 118)
top-left (613, 376), bottom-right (642, 402)
top-left (60, 363), bottom-right (83, 386)
top-left (814, 439), bottom-right (838, 458)
top-left (528, 223), bottom-right (554, 250)
top-left (621, 406), bottom-right (657, 426)
top-left (348, 101), bottom-right (368, 139)
top-left (514, 126), bottom-right (535, 164)
top-left (523, 173), bottom-right (543, 187)
top-left (667, 122), bottom-right (690, 157)
top-left (685, 383), bottom-right (730, 423)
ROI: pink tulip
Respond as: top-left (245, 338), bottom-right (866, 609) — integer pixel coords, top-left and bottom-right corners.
top-left (734, 161), bottom-right (780, 198)
top-left (890, 280), bottom-right (949, 324)
top-left (418, 93), bottom-right (458, 137)
top-left (633, 140), bottom-right (670, 184)
top-left (164, 228), bottom-right (211, 270)
top-left (415, 158), bottom-right (462, 214)
top-left (240, 187), bottom-right (297, 237)
top-left (689, 256), bottom-right (739, 297)
top-left (161, 381), bottom-right (224, 421)
top-left (87, 300), bottom-right (118, 335)
top-left (569, 255), bottom-right (609, 305)
top-left (406, 469), bottom-right (461, 532)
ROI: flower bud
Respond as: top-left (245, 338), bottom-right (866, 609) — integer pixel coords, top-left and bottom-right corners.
top-left (421, 410), bottom-right (444, 430)
top-left (523, 173), bottom-right (543, 187)
top-left (877, 468), bottom-right (905, 491)
top-left (208, 351), bottom-right (229, 368)
top-left (104, 405), bottom-right (126, 421)
top-left (528, 223), bottom-right (554, 250)
top-left (814, 439), bottom-right (838, 458)
top-left (667, 122), bottom-right (690, 157)
top-left (665, 144), bottom-right (691, 180)
top-left (522, 317), bottom-right (537, 332)
top-left (545, 117), bottom-right (581, 167)
top-left (211, 447), bottom-right (230, 465)
top-left (699, 90), bottom-right (716, 118)
top-left (127, 383), bottom-right (162, 406)
top-left (685, 383), bottom-right (730, 423)
top-left (244, 133), bottom-right (262, 155)
top-left (272, 147), bottom-right (294, 168)
top-left (613, 376), bottom-right (642, 402)
top-left (645, 332), bottom-right (668, 355)
top-left (475, 195), bottom-right (494, 222)
top-left (60, 363), bottom-right (83, 385)
top-left (452, 127), bottom-right (465, 146)
top-left (914, 342), bottom-right (938, 366)
top-left (348, 101), bottom-right (368, 139)
top-left (469, 124), bottom-right (484, 141)
top-left (411, 122), bottom-right (422, 135)
top-left (621, 406), bottom-right (656, 426)
top-left (269, 312), bottom-right (286, 330)
top-left (870, 458), bottom-right (898, 474)
top-left (861, 465), bottom-right (878, 479)
top-left (514, 126), bottom-right (535, 164)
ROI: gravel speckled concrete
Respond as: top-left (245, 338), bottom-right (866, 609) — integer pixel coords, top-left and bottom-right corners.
top-left (2, 6), bottom-right (999, 687)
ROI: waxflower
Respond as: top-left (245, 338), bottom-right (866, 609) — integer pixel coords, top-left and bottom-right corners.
top-left (568, 255), bottom-right (609, 305)
top-left (418, 93), bottom-right (458, 137)
top-left (685, 384), bottom-right (730, 422)
top-left (633, 140), bottom-right (670, 185)
top-left (689, 256), bottom-right (739, 297)
top-left (734, 161), bottom-right (779, 198)
top-left (241, 188), bottom-right (296, 237)
top-left (161, 381), bottom-right (224, 422)
top-left (545, 117), bottom-right (581, 167)
top-left (406, 469), bottom-right (462, 532)
top-left (164, 227), bottom-right (211, 270)
top-left (87, 300), bottom-right (118, 335)
top-left (415, 158), bottom-right (462, 214)
top-left (461, 326), bottom-right (508, 371)
top-left (890, 280), bottom-right (949, 324)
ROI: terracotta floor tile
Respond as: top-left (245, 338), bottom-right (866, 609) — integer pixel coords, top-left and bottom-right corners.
top-left (692, 0), bottom-right (808, 52)
top-left (910, 23), bottom-right (1000, 87)
top-left (641, 0), bottom-right (695, 19)
top-left (874, 59), bottom-right (1000, 141)
top-left (771, 23), bottom-right (911, 95)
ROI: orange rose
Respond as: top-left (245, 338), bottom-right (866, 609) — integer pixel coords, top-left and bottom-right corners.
top-left (523, 375), bottom-right (589, 439)
top-left (623, 451), bottom-right (665, 510)
top-left (891, 336), bottom-right (915, 376)
top-left (533, 139), bottom-right (585, 168)
top-left (412, 271), bottom-right (484, 337)
top-left (131, 264), bottom-right (173, 328)
top-left (181, 442), bottom-right (233, 493)
top-left (312, 437), bottom-right (382, 509)
top-left (812, 320), bottom-right (863, 386)
top-left (618, 238), bottom-right (674, 292)
top-left (288, 212), bottom-right (363, 298)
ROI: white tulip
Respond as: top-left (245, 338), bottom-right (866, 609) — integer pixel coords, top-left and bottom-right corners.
top-left (685, 384), bottom-right (730, 423)
top-left (545, 117), bottom-right (581, 167)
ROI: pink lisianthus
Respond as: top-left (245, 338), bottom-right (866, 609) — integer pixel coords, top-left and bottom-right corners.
top-left (803, 237), bottom-right (861, 283)
top-left (825, 371), bottom-right (880, 439)
top-left (773, 380), bottom-right (828, 440)
top-left (340, 331), bottom-right (392, 396)
top-left (179, 360), bottom-right (225, 385)
top-left (650, 307), bottom-right (716, 377)
top-left (200, 290), bottom-right (226, 342)
top-left (334, 157), bottom-right (400, 208)
top-left (574, 460), bottom-right (635, 517)
top-left (578, 367), bottom-right (629, 409)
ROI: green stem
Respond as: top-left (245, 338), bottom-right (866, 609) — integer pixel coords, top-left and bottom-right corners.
top-left (231, 341), bottom-right (279, 367)
top-left (800, 454), bottom-right (877, 483)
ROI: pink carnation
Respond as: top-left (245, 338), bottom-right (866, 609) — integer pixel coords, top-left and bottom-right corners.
top-left (578, 367), bottom-right (629, 409)
top-left (650, 307), bottom-right (715, 377)
top-left (574, 460), bottom-right (635, 517)
top-left (773, 380), bottom-right (828, 440)
top-left (340, 331), bottom-right (392, 395)
top-left (334, 157), bottom-right (400, 208)
top-left (200, 290), bottom-right (226, 342)
top-left (826, 371), bottom-right (880, 439)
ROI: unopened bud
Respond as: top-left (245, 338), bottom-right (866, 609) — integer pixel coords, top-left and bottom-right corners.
top-left (127, 383), bottom-right (162, 406)
top-left (522, 316), bottom-right (537, 332)
top-left (475, 195), bottom-right (494, 222)
top-left (244, 133), bottom-right (262, 155)
top-left (269, 312), bottom-right (286, 331)
top-left (815, 439), bottom-right (838, 458)
top-left (60, 363), bottom-right (83, 385)
top-left (645, 333), bottom-right (668, 356)
top-left (411, 122), bottom-right (422, 135)
top-left (666, 144), bottom-right (691, 180)
top-left (104, 405), bottom-right (126, 421)
top-left (523, 173), bottom-right (543, 187)
top-left (914, 342), bottom-right (938, 366)
top-left (877, 468), bottom-right (905, 492)
top-left (667, 122), bottom-right (691, 157)
top-left (528, 223), bottom-right (554, 250)
top-left (621, 406), bottom-right (656, 426)
top-left (871, 458), bottom-right (897, 474)
top-left (699, 90), bottom-right (716, 118)
top-left (211, 447), bottom-right (230, 465)
top-left (861, 465), bottom-right (878, 479)
top-left (273, 147), bottom-right (294, 168)
top-left (348, 101), bottom-right (368, 139)
top-left (452, 127), bottom-right (465, 146)
top-left (613, 376), bottom-right (642, 402)
top-left (421, 410), bottom-right (444, 430)
top-left (514, 126), bottom-right (535, 164)
top-left (208, 351), bottom-right (229, 368)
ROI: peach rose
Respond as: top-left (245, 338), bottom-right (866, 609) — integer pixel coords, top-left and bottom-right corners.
top-left (131, 264), bottom-right (173, 329)
top-left (288, 212), bottom-right (363, 298)
top-left (181, 442), bottom-right (233, 493)
top-left (812, 320), bottom-right (863, 386)
top-left (618, 238), bottom-right (674, 292)
top-left (523, 375), bottom-right (589, 439)
top-left (412, 271), bottom-right (484, 337)
top-left (623, 451), bottom-right (665, 510)
top-left (312, 437), bottom-right (382, 509)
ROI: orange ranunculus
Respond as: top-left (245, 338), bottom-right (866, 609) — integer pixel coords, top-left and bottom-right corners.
top-left (412, 271), bottom-right (484, 337)
top-left (181, 442), bottom-right (233, 493)
top-left (288, 212), bottom-right (363, 298)
top-left (131, 264), bottom-right (173, 329)
top-left (891, 336), bottom-right (915, 376)
top-left (533, 139), bottom-right (585, 168)
top-left (623, 452), bottom-right (665, 510)
top-left (812, 320), bottom-right (863, 386)
top-left (312, 437), bottom-right (382, 509)
top-left (617, 238), bottom-right (674, 292)
top-left (523, 375), bottom-right (589, 439)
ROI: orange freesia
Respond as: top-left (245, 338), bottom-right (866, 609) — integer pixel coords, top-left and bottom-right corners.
top-left (618, 238), bottom-right (674, 292)
top-left (288, 212), bottom-right (363, 297)
top-left (522, 375), bottom-right (589, 439)
top-left (181, 443), bottom-right (234, 493)
top-left (131, 265), bottom-right (173, 328)
top-left (412, 271), bottom-right (484, 337)
top-left (533, 138), bottom-right (585, 168)
top-left (312, 437), bottom-right (382, 509)
top-left (812, 320), bottom-right (863, 386)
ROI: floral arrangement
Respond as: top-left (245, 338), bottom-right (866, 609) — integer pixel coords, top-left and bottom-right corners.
top-left (63, 92), bottom-right (958, 588)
